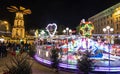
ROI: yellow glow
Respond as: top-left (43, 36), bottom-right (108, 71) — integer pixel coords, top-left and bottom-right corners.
top-left (7, 6), bottom-right (31, 15)
top-left (113, 7), bottom-right (120, 16)
top-left (2, 21), bottom-right (9, 31)
top-left (35, 29), bottom-right (39, 37)
top-left (80, 22), bottom-right (94, 37)
top-left (3, 21), bottom-right (8, 24)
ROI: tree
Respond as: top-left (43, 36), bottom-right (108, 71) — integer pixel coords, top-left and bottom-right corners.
top-left (57, 24), bottom-right (65, 35)
top-left (77, 50), bottom-right (94, 74)
top-left (4, 54), bottom-right (33, 74)
top-left (76, 25), bottom-right (81, 35)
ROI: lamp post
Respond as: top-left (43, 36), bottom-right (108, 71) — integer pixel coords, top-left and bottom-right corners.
top-left (62, 27), bottom-right (71, 65)
top-left (63, 27), bottom-right (72, 36)
top-left (103, 26), bottom-right (114, 71)
top-left (66, 27), bottom-right (69, 36)
top-left (69, 29), bottom-right (72, 35)
top-left (63, 30), bottom-right (66, 35)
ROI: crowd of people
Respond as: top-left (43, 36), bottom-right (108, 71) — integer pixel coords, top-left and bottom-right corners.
top-left (0, 41), bottom-right (34, 58)
top-left (0, 42), bottom-right (7, 58)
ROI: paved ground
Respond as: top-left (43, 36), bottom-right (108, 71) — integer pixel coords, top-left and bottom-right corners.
top-left (31, 58), bottom-right (75, 74)
top-left (1, 53), bottom-right (120, 74)
top-left (0, 53), bottom-right (75, 74)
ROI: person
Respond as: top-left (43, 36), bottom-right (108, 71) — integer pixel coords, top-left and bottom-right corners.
top-left (2, 43), bottom-right (7, 57)
top-left (0, 43), bottom-right (2, 58)
top-left (50, 46), bottom-right (59, 72)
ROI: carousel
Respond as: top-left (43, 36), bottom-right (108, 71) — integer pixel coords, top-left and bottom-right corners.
top-left (34, 22), bottom-right (120, 72)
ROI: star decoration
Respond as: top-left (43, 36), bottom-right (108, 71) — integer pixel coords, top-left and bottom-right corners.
top-left (80, 22), bottom-right (94, 37)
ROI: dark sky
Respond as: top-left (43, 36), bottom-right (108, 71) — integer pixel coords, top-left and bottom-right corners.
top-left (0, 0), bottom-right (120, 30)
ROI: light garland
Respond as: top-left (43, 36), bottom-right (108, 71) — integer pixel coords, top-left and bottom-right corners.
top-left (46, 23), bottom-right (57, 37)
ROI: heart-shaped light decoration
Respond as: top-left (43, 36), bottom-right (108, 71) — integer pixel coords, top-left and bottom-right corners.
top-left (46, 23), bottom-right (57, 37)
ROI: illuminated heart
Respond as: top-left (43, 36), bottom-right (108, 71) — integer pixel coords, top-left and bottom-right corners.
top-left (46, 23), bottom-right (57, 37)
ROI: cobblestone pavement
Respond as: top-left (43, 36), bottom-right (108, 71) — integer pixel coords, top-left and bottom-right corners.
top-left (0, 53), bottom-right (75, 74)
top-left (31, 58), bottom-right (75, 74)
top-left (1, 53), bottom-right (120, 74)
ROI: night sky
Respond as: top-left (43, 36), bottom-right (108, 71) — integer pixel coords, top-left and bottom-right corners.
top-left (0, 0), bottom-right (120, 30)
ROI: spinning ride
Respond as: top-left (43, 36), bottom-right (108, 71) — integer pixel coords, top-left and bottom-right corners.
top-left (34, 21), bottom-right (120, 72)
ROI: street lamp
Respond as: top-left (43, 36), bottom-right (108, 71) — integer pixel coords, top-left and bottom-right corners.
top-left (63, 27), bottom-right (72, 36)
top-left (66, 27), bottom-right (69, 35)
top-left (63, 27), bottom-right (71, 65)
top-left (103, 26), bottom-right (114, 43)
top-left (69, 29), bottom-right (72, 35)
top-left (103, 26), bottom-right (114, 71)
top-left (63, 30), bottom-right (66, 35)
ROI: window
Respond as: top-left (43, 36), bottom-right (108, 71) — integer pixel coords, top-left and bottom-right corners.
top-left (117, 24), bottom-right (118, 30)
top-left (111, 20), bottom-right (113, 24)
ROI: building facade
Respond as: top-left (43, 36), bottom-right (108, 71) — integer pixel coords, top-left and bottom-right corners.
top-left (88, 3), bottom-right (120, 34)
